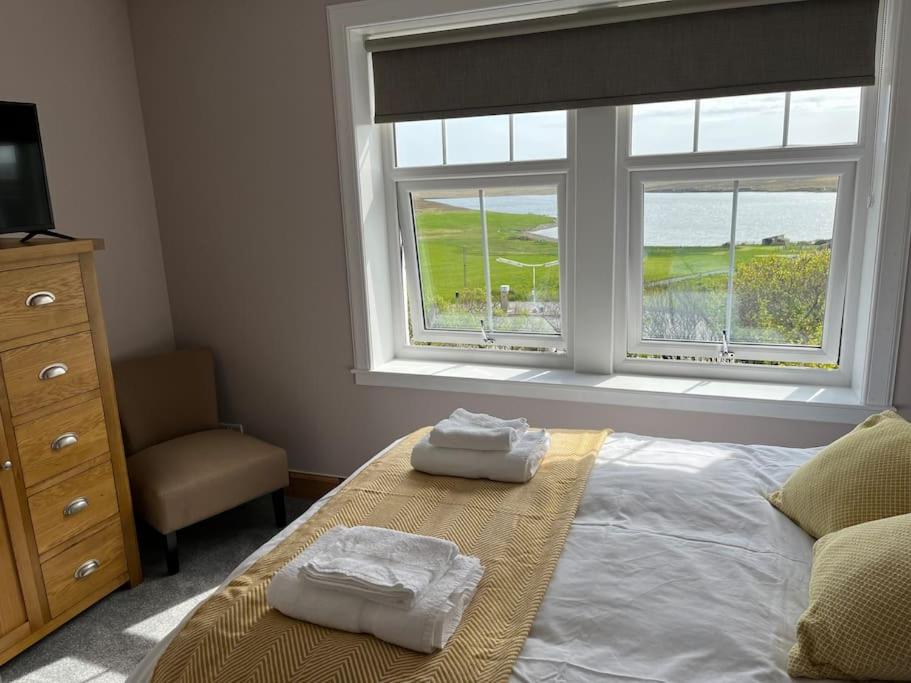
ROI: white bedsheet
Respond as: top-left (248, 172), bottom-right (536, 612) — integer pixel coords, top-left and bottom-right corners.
top-left (130, 433), bottom-right (827, 683)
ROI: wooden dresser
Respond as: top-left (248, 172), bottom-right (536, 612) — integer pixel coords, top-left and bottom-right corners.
top-left (0, 239), bottom-right (141, 665)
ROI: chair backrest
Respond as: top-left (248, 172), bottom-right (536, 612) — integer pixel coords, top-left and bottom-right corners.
top-left (113, 348), bottom-right (219, 455)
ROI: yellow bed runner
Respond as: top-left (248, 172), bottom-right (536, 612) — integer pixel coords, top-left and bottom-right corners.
top-left (152, 427), bottom-right (610, 683)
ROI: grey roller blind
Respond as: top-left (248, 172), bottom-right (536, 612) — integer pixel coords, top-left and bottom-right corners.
top-left (371, 0), bottom-right (880, 123)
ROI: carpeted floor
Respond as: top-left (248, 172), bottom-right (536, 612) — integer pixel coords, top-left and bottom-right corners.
top-left (0, 494), bottom-right (311, 683)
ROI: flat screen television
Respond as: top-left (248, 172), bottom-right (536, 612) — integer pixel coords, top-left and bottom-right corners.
top-left (0, 101), bottom-right (66, 241)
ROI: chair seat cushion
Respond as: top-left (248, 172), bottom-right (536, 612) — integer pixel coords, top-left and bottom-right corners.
top-left (127, 429), bottom-right (289, 534)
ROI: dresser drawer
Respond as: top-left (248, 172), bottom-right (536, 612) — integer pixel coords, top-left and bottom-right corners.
top-left (0, 262), bottom-right (88, 342)
top-left (28, 461), bottom-right (119, 555)
top-left (41, 519), bottom-right (127, 618)
top-left (1, 332), bottom-right (99, 416)
top-left (15, 398), bottom-right (109, 488)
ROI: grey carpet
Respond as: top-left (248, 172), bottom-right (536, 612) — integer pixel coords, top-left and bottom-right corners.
top-left (0, 494), bottom-right (311, 683)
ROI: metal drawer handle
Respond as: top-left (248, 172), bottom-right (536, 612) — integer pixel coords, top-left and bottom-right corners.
top-left (38, 363), bottom-right (68, 381)
top-left (25, 291), bottom-right (56, 308)
top-left (63, 497), bottom-right (89, 517)
top-left (74, 559), bottom-right (99, 580)
top-left (51, 432), bottom-right (79, 451)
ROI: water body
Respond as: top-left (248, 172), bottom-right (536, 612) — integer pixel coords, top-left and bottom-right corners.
top-left (431, 192), bottom-right (837, 246)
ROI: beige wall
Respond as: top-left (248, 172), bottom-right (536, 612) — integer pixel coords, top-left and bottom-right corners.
top-left (127, 0), bottom-right (911, 476)
top-left (0, 0), bottom-right (174, 358)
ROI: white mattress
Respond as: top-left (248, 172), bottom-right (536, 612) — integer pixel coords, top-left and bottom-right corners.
top-left (130, 432), bottom-right (827, 682)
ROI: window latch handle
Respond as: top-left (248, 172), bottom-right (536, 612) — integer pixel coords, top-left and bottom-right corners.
top-left (480, 320), bottom-right (496, 345)
top-left (720, 330), bottom-right (736, 364)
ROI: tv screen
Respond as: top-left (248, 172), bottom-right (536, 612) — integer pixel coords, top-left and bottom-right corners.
top-left (0, 102), bottom-right (54, 235)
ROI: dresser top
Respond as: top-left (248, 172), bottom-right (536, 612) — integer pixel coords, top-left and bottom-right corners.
top-left (0, 238), bottom-right (104, 265)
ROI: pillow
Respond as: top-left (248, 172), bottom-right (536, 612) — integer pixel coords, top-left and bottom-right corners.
top-left (788, 513), bottom-right (911, 680)
top-left (768, 410), bottom-right (911, 538)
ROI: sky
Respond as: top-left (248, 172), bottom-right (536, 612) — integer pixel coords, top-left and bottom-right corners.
top-left (632, 87), bottom-right (862, 155)
top-left (393, 87), bottom-right (862, 166)
top-left (394, 110), bottom-right (566, 167)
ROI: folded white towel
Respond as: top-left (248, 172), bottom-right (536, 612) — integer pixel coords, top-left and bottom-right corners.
top-left (450, 408), bottom-right (528, 431)
top-left (297, 526), bottom-right (458, 608)
top-left (429, 409), bottom-right (529, 451)
top-left (412, 429), bottom-right (550, 483)
top-left (268, 552), bottom-right (484, 653)
top-left (429, 420), bottom-right (519, 452)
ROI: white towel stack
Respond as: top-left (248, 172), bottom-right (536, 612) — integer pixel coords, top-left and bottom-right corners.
top-left (412, 409), bottom-right (550, 483)
top-left (297, 525), bottom-right (458, 607)
top-left (429, 407), bottom-right (529, 451)
top-left (267, 526), bottom-right (483, 653)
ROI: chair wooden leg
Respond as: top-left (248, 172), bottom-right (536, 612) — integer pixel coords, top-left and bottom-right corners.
top-left (271, 489), bottom-right (287, 528)
top-left (165, 531), bottom-right (179, 575)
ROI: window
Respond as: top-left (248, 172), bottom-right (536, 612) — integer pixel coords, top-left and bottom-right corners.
top-left (394, 112), bottom-right (568, 167)
top-left (388, 91), bottom-right (868, 366)
top-left (628, 171), bottom-right (852, 365)
top-left (332, 0), bottom-right (911, 419)
top-left (630, 88), bottom-right (862, 156)
top-left (389, 112), bottom-right (570, 350)
top-left (387, 89), bottom-right (868, 368)
top-left (619, 88), bottom-right (863, 371)
top-left (403, 184), bottom-right (562, 338)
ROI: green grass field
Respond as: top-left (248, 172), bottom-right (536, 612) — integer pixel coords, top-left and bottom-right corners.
top-left (415, 203), bottom-right (561, 304)
top-left (414, 203), bottom-right (825, 304)
top-left (643, 244), bottom-right (823, 284)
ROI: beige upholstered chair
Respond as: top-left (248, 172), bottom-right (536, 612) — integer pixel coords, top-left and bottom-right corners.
top-left (113, 349), bottom-right (288, 574)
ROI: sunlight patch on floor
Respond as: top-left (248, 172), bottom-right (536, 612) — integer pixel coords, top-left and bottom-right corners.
top-left (123, 588), bottom-right (216, 642)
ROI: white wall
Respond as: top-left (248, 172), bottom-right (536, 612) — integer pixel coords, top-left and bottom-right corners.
top-left (127, 0), bottom-right (911, 475)
top-left (0, 0), bottom-right (174, 358)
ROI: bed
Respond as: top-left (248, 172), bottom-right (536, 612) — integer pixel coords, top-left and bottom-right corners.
top-left (130, 431), bottom-right (829, 682)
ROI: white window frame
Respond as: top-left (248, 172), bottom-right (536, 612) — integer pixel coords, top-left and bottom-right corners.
top-left (395, 173), bottom-right (570, 350)
top-left (613, 91), bottom-right (876, 385)
top-left (393, 112), bottom-right (570, 167)
top-left (328, 0), bottom-right (911, 423)
top-left (625, 162), bottom-right (857, 366)
top-left (381, 114), bottom-right (576, 367)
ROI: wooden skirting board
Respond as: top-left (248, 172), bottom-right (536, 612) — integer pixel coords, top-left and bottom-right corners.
top-left (285, 471), bottom-right (344, 501)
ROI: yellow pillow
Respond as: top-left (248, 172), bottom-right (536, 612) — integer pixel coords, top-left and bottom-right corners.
top-left (769, 411), bottom-right (911, 538)
top-left (788, 513), bottom-right (911, 680)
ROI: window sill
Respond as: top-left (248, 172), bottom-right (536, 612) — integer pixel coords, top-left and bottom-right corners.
top-left (353, 359), bottom-right (890, 424)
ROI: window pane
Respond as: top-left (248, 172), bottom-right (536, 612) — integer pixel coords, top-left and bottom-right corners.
top-left (642, 181), bottom-right (733, 343)
top-left (485, 187), bottom-right (561, 335)
top-left (731, 177), bottom-right (838, 347)
top-left (788, 88), bottom-right (861, 146)
top-left (394, 120), bottom-right (443, 167)
top-left (411, 190), bottom-right (484, 331)
top-left (698, 93), bottom-right (785, 152)
top-left (512, 111), bottom-right (567, 160)
top-left (409, 186), bottom-right (561, 337)
top-left (445, 115), bottom-right (509, 164)
top-left (631, 100), bottom-right (695, 156)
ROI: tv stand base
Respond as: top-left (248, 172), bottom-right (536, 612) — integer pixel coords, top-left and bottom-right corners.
top-left (19, 230), bottom-right (76, 243)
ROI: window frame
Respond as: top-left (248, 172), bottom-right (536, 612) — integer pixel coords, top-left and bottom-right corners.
top-left (393, 111), bottom-right (570, 167)
top-left (625, 161), bottom-right (857, 365)
top-left (381, 114), bottom-right (575, 356)
top-left (328, 0), bottom-right (911, 420)
top-left (612, 92), bottom-right (875, 385)
top-left (396, 174), bottom-right (569, 349)
top-left (629, 89), bottom-right (865, 158)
